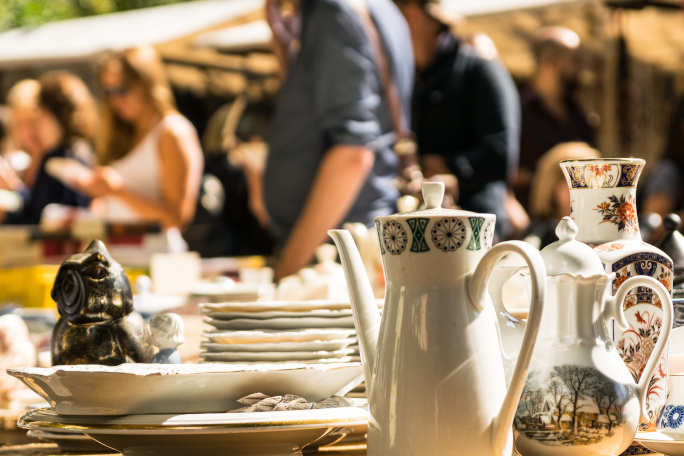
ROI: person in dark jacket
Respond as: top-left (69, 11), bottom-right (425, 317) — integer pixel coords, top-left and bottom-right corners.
top-left (395, 0), bottom-right (520, 240)
top-left (514, 26), bottom-right (596, 210)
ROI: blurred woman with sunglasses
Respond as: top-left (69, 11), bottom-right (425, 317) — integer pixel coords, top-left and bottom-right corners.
top-left (74, 45), bottom-right (203, 237)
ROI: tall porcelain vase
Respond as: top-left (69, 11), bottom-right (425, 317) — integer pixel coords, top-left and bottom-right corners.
top-left (561, 158), bottom-right (674, 437)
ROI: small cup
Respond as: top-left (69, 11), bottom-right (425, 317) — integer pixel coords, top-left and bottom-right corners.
top-left (657, 374), bottom-right (684, 438)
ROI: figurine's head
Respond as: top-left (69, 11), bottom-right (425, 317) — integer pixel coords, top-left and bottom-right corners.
top-left (51, 240), bottom-right (133, 324)
top-left (149, 313), bottom-right (184, 350)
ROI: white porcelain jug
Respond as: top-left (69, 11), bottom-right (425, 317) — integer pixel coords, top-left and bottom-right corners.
top-left (329, 182), bottom-right (547, 456)
top-left (514, 217), bottom-right (673, 456)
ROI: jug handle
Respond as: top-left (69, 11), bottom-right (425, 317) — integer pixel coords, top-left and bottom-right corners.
top-left (606, 276), bottom-right (673, 423)
top-left (467, 241), bottom-right (546, 456)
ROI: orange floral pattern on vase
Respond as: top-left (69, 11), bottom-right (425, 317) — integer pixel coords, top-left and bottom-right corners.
top-left (595, 194), bottom-right (639, 235)
top-left (595, 242), bottom-right (626, 253)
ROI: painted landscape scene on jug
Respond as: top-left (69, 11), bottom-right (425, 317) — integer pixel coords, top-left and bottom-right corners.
top-left (515, 365), bottom-right (628, 446)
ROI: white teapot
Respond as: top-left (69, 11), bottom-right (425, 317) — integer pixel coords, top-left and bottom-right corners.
top-left (329, 182), bottom-right (547, 456)
top-left (514, 217), bottom-right (673, 456)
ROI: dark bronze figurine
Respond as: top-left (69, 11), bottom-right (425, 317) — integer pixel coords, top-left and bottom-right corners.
top-left (50, 240), bottom-right (154, 365)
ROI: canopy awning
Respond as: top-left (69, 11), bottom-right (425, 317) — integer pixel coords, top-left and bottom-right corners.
top-left (0, 0), bottom-right (262, 69)
top-left (451, 0), bottom-right (574, 16)
top-left (194, 19), bottom-right (271, 53)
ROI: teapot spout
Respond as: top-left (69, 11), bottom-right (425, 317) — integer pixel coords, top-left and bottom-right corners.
top-left (329, 229), bottom-right (381, 394)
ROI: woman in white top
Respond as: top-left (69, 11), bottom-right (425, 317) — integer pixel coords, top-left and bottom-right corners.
top-left (74, 45), bottom-right (203, 230)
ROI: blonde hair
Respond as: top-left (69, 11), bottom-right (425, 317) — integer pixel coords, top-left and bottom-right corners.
top-left (530, 142), bottom-right (600, 219)
top-left (97, 45), bottom-right (176, 165)
top-left (6, 79), bottom-right (40, 110)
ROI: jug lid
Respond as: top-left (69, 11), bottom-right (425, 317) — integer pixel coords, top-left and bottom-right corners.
top-left (541, 217), bottom-right (605, 276)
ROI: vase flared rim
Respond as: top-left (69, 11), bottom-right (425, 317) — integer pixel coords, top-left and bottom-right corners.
top-left (560, 158), bottom-right (645, 165)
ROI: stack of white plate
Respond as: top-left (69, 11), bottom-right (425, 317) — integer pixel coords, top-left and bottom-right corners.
top-left (191, 279), bottom-right (276, 303)
top-left (10, 363), bottom-right (368, 456)
top-left (200, 300), bottom-right (361, 364)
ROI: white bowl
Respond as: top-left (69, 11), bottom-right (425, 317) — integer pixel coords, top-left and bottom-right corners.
top-left (8, 362), bottom-right (364, 416)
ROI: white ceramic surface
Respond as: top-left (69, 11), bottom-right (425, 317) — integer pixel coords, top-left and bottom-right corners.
top-left (191, 282), bottom-right (274, 302)
top-left (19, 406), bottom-right (369, 456)
top-left (199, 348), bottom-right (355, 362)
top-left (671, 354), bottom-right (684, 375)
top-left (200, 339), bottom-right (355, 353)
top-left (330, 182), bottom-right (547, 456)
top-left (515, 218), bottom-right (674, 456)
top-left (133, 293), bottom-right (186, 316)
top-left (8, 363), bottom-right (364, 416)
top-left (204, 316), bottom-right (355, 330)
top-left (658, 374), bottom-right (684, 438)
top-left (635, 430), bottom-right (684, 455)
top-left (200, 301), bottom-right (357, 313)
top-left (201, 309), bottom-right (354, 320)
top-left (201, 329), bottom-right (356, 344)
top-left (198, 357), bottom-right (355, 365)
top-left (670, 327), bottom-right (684, 355)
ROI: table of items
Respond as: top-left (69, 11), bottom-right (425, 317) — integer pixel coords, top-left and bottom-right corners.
top-left (0, 443), bottom-right (367, 455)
top-left (0, 444), bottom-right (672, 456)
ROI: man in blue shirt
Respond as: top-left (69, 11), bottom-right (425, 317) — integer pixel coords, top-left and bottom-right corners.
top-left (265, 0), bottom-right (413, 279)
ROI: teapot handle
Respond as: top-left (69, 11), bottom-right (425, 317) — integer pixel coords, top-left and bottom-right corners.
top-left (606, 276), bottom-right (673, 423)
top-left (467, 241), bottom-right (546, 456)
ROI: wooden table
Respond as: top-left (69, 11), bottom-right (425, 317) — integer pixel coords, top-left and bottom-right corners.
top-left (0, 443), bottom-right (669, 456)
top-left (0, 443), bottom-right (367, 455)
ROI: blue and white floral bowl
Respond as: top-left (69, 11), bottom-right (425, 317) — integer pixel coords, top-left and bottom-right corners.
top-left (658, 374), bottom-right (684, 438)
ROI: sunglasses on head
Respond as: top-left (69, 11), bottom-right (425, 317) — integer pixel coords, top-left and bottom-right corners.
top-left (102, 84), bottom-right (130, 98)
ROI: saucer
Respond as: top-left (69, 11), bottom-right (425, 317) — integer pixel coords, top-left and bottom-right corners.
top-left (20, 407), bottom-right (369, 456)
top-left (199, 348), bottom-right (355, 362)
top-left (200, 300), bottom-right (356, 313)
top-left (201, 308), bottom-right (354, 320)
top-left (200, 338), bottom-right (355, 353)
top-left (202, 329), bottom-right (356, 344)
top-left (204, 316), bottom-right (355, 330)
top-left (635, 430), bottom-right (684, 455)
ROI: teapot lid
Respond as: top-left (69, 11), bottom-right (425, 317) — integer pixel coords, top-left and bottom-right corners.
top-left (390, 182), bottom-right (482, 218)
top-left (541, 217), bottom-right (605, 276)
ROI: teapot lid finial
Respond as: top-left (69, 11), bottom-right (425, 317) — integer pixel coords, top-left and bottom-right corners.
top-left (555, 216), bottom-right (579, 244)
top-left (422, 182), bottom-right (444, 210)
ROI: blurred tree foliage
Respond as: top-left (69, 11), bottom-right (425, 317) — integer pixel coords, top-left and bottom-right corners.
top-left (0, 0), bottom-right (196, 31)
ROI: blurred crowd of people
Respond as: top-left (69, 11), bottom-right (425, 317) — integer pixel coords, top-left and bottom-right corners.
top-left (0, 0), bottom-right (681, 278)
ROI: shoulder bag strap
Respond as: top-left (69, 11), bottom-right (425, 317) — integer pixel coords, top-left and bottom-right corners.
top-left (347, 0), bottom-right (419, 178)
